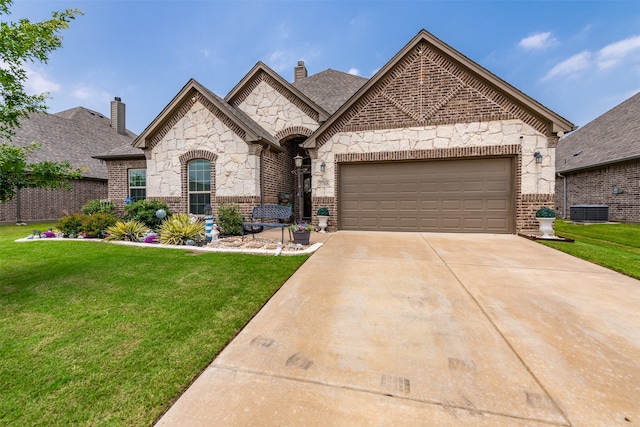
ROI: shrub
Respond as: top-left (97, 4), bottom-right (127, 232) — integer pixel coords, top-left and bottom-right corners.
top-left (158, 214), bottom-right (205, 245)
top-left (82, 199), bottom-right (115, 215)
top-left (82, 212), bottom-right (118, 238)
top-left (535, 207), bottom-right (556, 218)
top-left (317, 207), bottom-right (329, 216)
top-left (124, 200), bottom-right (172, 229)
top-left (105, 220), bottom-right (148, 241)
top-left (217, 203), bottom-right (243, 236)
top-left (57, 213), bottom-right (86, 236)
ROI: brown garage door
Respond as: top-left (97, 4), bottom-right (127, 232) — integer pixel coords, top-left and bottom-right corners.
top-left (339, 157), bottom-right (513, 233)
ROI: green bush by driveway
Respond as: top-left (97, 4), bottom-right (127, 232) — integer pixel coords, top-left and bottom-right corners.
top-left (0, 223), bottom-right (308, 426)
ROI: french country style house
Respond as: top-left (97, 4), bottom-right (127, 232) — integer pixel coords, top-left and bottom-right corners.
top-left (96, 30), bottom-right (574, 234)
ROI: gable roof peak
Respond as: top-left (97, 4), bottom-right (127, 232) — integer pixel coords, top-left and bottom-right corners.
top-left (132, 78), bottom-right (281, 152)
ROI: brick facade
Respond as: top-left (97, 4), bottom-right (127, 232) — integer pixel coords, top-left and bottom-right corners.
top-left (555, 160), bottom-right (640, 222)
top-left (105, 159), bottom-right (148, 206)
top-left (0, 179), bottom-right (108, 223)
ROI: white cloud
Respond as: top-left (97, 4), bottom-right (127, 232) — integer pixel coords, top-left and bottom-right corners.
top-left (596, 35), bottom-right (640, 69)
top-left (23, 64), bottom-right (60, 96)
top-left (519, 32), bottom-right (557, 50)
top-left (544, 51), bottom-right (591, 80)
top-left (267, 50), bottom-right (294, 73)
top-left (348, 67), bottom-right (360, 76)
top-left (71, 84), bottom-right (112, 108)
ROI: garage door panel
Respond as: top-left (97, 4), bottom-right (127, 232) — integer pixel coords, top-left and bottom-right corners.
top-left (339, 158), bottom-right (513, 233)
top-left (487, 199), bottom-right (509, 211)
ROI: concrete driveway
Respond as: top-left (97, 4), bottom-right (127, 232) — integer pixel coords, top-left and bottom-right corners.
top-left (156, 232), bottom-right (640, 426)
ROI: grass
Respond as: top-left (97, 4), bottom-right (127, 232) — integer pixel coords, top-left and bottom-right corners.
top-left (539, 220), bottom-right (640, 280)
top-left (0, 222), bottom-right (309, 426)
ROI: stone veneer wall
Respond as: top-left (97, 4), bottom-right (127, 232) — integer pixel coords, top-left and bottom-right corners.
top-left (236, 80), bottom-right (320, 136)
top-left (556, 159), bottom-right (640, 223)
top-left (0, 179), bottom-right (108, 223)
top-left (145, 101), bottom-right (259, 207)
top-left (311, 120), bottom-right (557, 234)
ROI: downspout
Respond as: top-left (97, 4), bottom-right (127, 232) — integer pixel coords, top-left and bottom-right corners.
top-left (259, 146), bottom-right (264, 206)
top-left (557, 173), bottom-right (567, 219)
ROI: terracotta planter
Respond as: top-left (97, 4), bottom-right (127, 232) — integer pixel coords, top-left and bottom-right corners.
top-left (292, 230), bottom-right (310, 245)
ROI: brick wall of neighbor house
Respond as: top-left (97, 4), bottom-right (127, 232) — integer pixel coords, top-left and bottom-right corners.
top-left (556, 160), bottom-right (640, 222)
top-left (0, 179), bottom-right (108, 223)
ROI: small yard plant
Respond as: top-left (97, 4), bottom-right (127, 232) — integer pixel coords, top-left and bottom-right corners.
top-left (535, 207), bottom-right (556, 218)
top-left (217, 203), bottom-right (243, 236)
top-left (124, 199), bottom-right (172, 229)
top-left (158, 213), bottom-right (205, 245)
top-left (105, 220), bottom-right (149, 241)
top-left (57, 212), bottom-right (86, 236)
top-left (81, 199), bottom-right (116, 215)
top-left (81, 212), bottom-right (118, 238)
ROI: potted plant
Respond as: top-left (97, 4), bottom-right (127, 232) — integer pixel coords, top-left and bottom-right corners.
top-left (316, 207), bottom-right (329, 233)
top-left (289, 222), bottom-right (313, 245)
top-left (535, 207), bottom-right (556, 238)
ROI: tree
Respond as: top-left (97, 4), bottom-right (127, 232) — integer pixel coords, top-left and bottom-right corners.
top-left (0, 0), bottom-right (83, 203)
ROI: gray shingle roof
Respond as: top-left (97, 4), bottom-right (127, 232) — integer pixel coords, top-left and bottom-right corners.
top-left (10, 107), bottom-right (137, 179)
top-left (557, 91), bottom-right (640, 173)
top-left (292, 69), bottom-right (368, 114)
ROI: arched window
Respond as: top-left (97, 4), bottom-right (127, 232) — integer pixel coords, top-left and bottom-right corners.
top-left (188, 160), bottom-right (211, 214)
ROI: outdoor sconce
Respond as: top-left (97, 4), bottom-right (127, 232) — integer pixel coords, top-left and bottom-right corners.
top-left (534, 152), bottom-right (543, 164)
top-left (613, 187), bottom-right (621, 195)
top-left (320, 161), bottom-right (326, 172)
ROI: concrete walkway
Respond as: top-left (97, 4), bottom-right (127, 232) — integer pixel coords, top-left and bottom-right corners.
top-left (156, 232), bottom-right (640, 426)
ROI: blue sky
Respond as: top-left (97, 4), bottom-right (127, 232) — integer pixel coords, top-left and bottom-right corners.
top-left (9, 0), bottom-right (640, 135)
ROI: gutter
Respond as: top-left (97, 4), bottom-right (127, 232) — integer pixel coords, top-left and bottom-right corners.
top-left (556, 172), bottom-right (567, 219)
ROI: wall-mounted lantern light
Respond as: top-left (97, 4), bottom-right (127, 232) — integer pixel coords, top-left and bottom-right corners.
top-left (534, 152), bottom-right (543, 164)
top-left (320, 161), bottom-right (326, 172)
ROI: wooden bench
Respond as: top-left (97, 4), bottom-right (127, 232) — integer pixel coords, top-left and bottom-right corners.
top-left (242, 204), bottom-right (292, 243)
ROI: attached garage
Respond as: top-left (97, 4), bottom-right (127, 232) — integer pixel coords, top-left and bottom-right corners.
top-left (339, 157), bottom-right (514, 233)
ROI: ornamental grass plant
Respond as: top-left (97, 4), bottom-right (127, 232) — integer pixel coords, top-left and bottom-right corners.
top-left (158, 213), bottom-right (205, 245)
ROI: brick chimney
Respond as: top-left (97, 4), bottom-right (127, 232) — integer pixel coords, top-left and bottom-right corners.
top-left (110, 97), bottom-right (126, 135)
top-left (294, 61), bottom-right (307, 82)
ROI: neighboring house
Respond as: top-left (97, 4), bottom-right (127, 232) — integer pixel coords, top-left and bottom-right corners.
top-left (0, 98), bottom-right (137, 223)
top-left (555, 91), bottom-right (640, 222)
top-left (97, 29), bottom-right (574, 234)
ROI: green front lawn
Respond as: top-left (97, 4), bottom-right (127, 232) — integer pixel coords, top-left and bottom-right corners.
top-left (0, 223), bottom-right (308, 426)
top-left (540, 220), bottom-right (640, 280)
